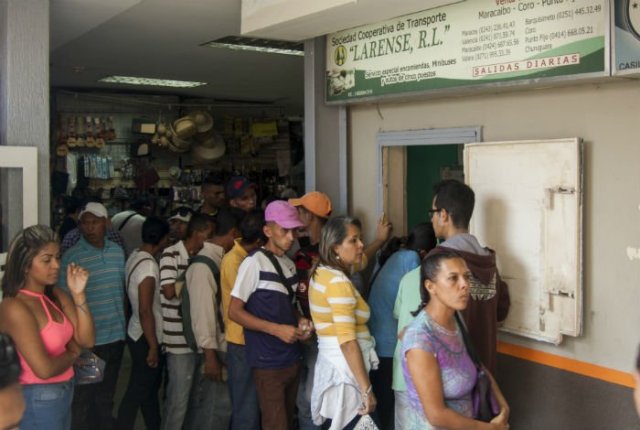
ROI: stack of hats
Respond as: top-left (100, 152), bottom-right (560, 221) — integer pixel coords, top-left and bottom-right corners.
top-left (164, 110), bottom-right (226, 161)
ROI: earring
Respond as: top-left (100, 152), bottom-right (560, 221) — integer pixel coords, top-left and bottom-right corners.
top-left (336, 254), bottom-right (341, 260)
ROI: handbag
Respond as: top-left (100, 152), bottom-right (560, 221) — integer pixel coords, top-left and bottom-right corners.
top-left (353, 414), bottom-right (379, 430)
top-left (454, 312), bottom-right (500, 422)
top-left (73, 350), bottom-right (106, 385)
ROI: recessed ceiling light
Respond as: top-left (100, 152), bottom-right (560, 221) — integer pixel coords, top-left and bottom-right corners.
top-left (201, 36), bottom-right (304, 57)
top-left (99, 76), bottom-right (207, 88)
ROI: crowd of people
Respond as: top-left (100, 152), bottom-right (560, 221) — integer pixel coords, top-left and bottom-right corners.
top-left (3, 175), bottom-right (632, 430)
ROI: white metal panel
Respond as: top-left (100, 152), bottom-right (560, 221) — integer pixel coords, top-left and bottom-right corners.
top-left (464, 138), bottom-right (583, 344)
top-left (0, 146), bottom-right (39, 288)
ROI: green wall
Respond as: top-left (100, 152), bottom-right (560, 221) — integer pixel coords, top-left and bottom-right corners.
top-left (406, 144), bottom-right (461, 230)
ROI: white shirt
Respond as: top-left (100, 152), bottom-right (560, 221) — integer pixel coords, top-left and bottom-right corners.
top-left (112, 210), bottom-right (146, 256)
top-left (126, 249), bottom-right (162, 343)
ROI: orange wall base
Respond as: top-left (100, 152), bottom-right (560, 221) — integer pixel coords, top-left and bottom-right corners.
top-left (497, 341), bottom-right (635, 388)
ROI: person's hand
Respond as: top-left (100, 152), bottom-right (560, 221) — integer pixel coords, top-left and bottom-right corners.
top-left (67, 338), bottom-right (82, 359)
top-left (146, 346), bottom-right (159, 368)
top-left (66, 263), bottom-right (89, 296)
top-left (272, 324), bottom-right (300, 344)
top-left (358, 389), bottom-right (377, 415)
top-left (489, 409), bottom-right (510, 430)
top-left (297, 318), bottom-right (314, 341)
top-left (203, 354), bottom-right (223, 381)
top-left (375, 213), bottom-right (392, 243)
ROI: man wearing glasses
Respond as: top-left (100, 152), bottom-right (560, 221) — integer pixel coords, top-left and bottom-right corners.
top-left (428, 179), bottom-right (510, 377)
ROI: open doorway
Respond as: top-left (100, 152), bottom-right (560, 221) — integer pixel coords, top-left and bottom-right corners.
top-left (376, 127), bottom-right (481, 235)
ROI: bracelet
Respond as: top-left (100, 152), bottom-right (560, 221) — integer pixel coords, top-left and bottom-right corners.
top-left (361, 384), bottom-right (372, 398)
top-left (75, 302), bottom-right (89, 314)
top-left (75, 301), bottom-right (87, 308)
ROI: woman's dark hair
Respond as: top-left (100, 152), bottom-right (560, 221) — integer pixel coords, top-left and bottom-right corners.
top-left (312, 216), bottom-right (362, 278)
top-left (239, 209), bottom-right (266, 244)
top-left (411, 250), bottom-right (463, 316)
top-left (142, 216), bottom-right (170, 246)
top-left (377, 222), bottom-right (437, 268)
top-left (1, 225), bottom-right (58, 298)
top-left (0, 334), bottom-right (21, 389)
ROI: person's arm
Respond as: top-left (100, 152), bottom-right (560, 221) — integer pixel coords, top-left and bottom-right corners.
top-left (186, 261), bottom-right (225, 380)
top-left (228, 297), bottom-right (300, 343)
top-left (406, 349), bottom-right (507, 430)
top-left (340, 340), bottom-right (376, 414)
top-left (138, 276), bottom-right (160, 367)
top-left (57, 263), bottom-right (95, 348)
top-left (0, 299), bottom-right (80, 379)
top-left (485, 366), bottom-right (510, 424)
top-left (159, 251), bottom-right (178, 300)
top-left (363, 214), bottom-right (392, 263)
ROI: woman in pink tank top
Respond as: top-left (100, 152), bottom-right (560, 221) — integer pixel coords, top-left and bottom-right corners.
top-left (0, 225), bottom-right (96, 430)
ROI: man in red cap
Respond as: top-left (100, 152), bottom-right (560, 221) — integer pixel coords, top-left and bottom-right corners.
top-left (226, 176), bottom-right (257, 212)
top-left (229, 201), bottom-right (313, 430)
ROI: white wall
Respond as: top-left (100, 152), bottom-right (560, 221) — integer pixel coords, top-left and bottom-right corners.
top-left (349, 80), bottom-right (640, 372)
top-left (0, 0), bottom-right (50, 237)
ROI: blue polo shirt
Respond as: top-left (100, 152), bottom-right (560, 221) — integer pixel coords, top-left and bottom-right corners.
top-left (231, 249), bottom-right (300, 369)
top-left (60, 237), bottom-right (126, 345)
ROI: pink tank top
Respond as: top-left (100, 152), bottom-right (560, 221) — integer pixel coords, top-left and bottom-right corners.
top-left (18, 289), bottom-right (75, 384)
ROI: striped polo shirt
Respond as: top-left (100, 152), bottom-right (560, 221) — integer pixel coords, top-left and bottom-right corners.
top-left (231, 249), bottom-right (301, 368)
top-left (309, 265), bottom-right (371, 345)
top-left (59, 237), bottom-right (126, 345)
top-left (159, 240), bottom-right (191, 354)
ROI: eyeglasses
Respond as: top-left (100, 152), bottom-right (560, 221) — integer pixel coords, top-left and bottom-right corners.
top-left (171, 207), bottom-right (194, 217)
top-left (428, 208), bottom-right (444, 217)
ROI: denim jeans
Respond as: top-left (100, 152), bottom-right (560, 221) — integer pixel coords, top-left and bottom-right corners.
top-left (161, 352), bottom-right (199, 430)
top-left (21, 380), bottom-right (74, 430)
top-left (115, 336), bottom-right (164, 430)
top-left (226, 342), bottom-right (260, 430)
top-left (296, 341), bottom-right (321, 430)
top-left (184, 352), bottom-right (231, 430)
top-left (71, 341), bottom-right (125, 430)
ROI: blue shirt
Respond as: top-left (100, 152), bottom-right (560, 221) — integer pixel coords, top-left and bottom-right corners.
top-left (368, 249), bottom-right (420, 357)
top-left (231, 249), bottom-right (301, 369)
top-left (59, 237), bottom-right (126, 345)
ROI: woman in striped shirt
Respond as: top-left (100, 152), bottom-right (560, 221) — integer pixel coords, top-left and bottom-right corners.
top-left (309, 216), bottom-right (379, 430)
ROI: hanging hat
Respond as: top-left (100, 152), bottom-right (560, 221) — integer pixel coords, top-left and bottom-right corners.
top-left (168, 122), bottom-right (192, 152)
top-left (56, 144), bottom-right (69, 157)
top-left (95, 137), bottom-right (106, 149)
top-left (189, 110), bottom-right (214, 133)
top-left (173, 116), bottom-right (197, 140)
top-left (192, 134), bottom-right (226, 163)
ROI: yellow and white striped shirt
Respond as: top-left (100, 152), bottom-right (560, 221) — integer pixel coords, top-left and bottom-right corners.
top-left (309, 265), bottom-right (371, 345)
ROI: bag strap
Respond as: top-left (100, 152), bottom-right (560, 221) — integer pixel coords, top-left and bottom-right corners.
top-left (188, 255), bottom-right (224, 333)
top-left (454, 311), bottom-right (482, 367)
top-left (259, 248), bottom-right (297, 304)
top-left (118, 211), bottom-right (138, 231)
top-left (127, 256), bottom-right (155, 291)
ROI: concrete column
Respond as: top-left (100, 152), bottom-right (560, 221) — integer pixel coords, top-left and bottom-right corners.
top-left (304, 37), bottom-right (348, 215)
top-left (0, 0), bottom-right (50, 247)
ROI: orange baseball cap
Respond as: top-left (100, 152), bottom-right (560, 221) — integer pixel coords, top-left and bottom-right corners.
top-left (289, 191), bottom-right (332, 218)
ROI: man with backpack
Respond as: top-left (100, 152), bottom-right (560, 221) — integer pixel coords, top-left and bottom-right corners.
top-left (229, 201), bottom-right (313, 430)
top-left (159, 213), bottom-right (213, 430)
top-left (182, 208), bottom-right (241, 429)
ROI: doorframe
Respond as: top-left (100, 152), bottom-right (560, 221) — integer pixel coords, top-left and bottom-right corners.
top-left (375, 127), bottom-right (482, 216)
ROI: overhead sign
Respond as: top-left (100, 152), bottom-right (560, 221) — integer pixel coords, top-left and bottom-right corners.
top-left (326, 0), bottom-right (608, 102)
top-left (613, 0), bottom-right (640, 74)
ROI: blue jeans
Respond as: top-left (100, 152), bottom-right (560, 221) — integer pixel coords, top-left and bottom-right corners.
top-left (184, 352), bottom-right (231, 430)
top-left (226, 342), bottom-right (260, 430)
top-left (21, 380), bottom-right (74, 430)
top-left (161, 352), bottom-right (199, 430)
top-left (297, 341), bottom-right (321, 430)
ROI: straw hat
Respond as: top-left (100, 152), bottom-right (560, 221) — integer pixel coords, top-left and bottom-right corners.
top-left (168, 122), bottom-right (192, 152)
top-left (189, 110), bottom-right (214, 133)
top-left (95, 137), bottom-right (106, 149)
top-left (192, 134), bottom-right (225, 162)
top-left (173, 116), bottom-right (197, 140)
top-left (56, 144), bottom-right (69, 157)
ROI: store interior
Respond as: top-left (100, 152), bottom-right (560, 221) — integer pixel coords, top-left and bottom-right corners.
top-left (49, 0), bottom-right (305, 228)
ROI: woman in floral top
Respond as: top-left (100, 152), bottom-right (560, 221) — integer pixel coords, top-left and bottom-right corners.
top-left (401, 251), bottom-right (510, 430)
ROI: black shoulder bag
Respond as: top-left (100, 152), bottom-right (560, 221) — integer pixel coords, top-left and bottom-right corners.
top-left (454, 312), bottom-right (500, 422)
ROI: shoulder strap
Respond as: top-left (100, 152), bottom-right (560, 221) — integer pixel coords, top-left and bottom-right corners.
top-left (187, 254), bottom-right (224, 333)
top-left (454, 311), bottom-right (482, 366)
top-left (259, 248), bottom-right (296, 304)
top-left (127, 256), bottom-right (155, 290)
top-left (118, 211), bottom-right (137, 231)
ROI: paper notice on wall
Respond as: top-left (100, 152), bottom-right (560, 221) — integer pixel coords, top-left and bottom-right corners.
top-left (276, 150), bottom-right (291, 176)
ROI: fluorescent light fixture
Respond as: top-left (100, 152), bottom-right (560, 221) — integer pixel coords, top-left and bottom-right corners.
top-left (201, 36), bottom-right (304, 57)
top-left (99, 75), bottom-right (206, 88)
